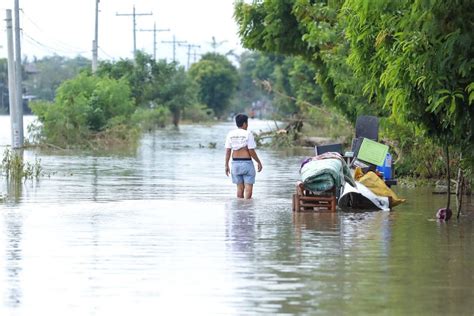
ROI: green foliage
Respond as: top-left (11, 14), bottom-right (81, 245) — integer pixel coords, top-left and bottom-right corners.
top-left (232, 51), bottom-right (269, 113)
top-left (1, 149), bottom-right (43, 181)
top-left (235, 0), bottom-right (474, 178)
top-left (234, 0), bottom-right (379, 123)
top-left (189, 53), bottom-right (239, 118)
top-left (236, 51), bottom-right (325, 118)
top-left (342, 0), bottom-right (474, 151)
top-left (98, 51), bottom-right (199, 126)
top-left (182, 103), bottom-right (214, 123)
top-left (304, 106), bottom-right (352, 141)
top-left (155, 67), bottom-right (198, 126)
top-left (30, 73), bottom-right (134, 147)
top-left (131, 107), bottom-right (171, 130)
top-left (235, 0), bottom-right (309, 57)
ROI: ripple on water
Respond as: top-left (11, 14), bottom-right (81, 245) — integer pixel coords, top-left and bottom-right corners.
top-left (0, 117), bottom-right (473, 315)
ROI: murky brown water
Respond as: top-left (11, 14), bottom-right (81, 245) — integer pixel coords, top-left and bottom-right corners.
top-left (0, 115), bottom-right (473, 315)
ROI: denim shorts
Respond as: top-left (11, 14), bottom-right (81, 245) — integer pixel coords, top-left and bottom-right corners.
top-left (231, 160), bottom-right (256, 184)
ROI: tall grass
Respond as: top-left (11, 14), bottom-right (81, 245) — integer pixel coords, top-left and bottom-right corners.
top-left (1, 148), bottom-right (43, 181)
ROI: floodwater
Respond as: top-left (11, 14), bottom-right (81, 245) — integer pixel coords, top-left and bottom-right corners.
top-left (0, 115), bottom-right (473, 315)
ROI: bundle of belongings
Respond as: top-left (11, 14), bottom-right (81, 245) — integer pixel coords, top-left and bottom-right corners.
top-left (300, 152), bottom-right (355, 199)
top-left (299, 152), bottom-right (405, 211)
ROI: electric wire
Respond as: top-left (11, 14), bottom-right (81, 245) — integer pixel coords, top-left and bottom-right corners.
top-left (20, 9), bottom-right (88, 56)
top-left (99, 47), bottom-right (115, 60)
top-left (22, 32), bottom-right (88, 56)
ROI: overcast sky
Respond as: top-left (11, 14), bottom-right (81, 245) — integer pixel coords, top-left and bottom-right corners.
top-left (1, 0), bottom-right (243, 67)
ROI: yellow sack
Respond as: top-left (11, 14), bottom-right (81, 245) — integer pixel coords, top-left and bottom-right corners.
top-left (358, 171), bottom-right (406, 207)
top-left (354, 167), bottom-right (364, 181)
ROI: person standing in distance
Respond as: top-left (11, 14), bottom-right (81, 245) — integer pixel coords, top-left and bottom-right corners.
top-left (225, 114), bottom-right (263, 199)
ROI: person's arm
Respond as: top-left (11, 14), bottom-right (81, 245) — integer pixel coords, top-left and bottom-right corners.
top-left (225, 148), bottom-right (232, 176)
top-left (249, 149), bottom-right (262, 172)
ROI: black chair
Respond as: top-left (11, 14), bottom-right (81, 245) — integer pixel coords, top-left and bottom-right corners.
top-left (315, 143), bottom-right (343, 156)
top-left (355, 115), bottom-right (379, 141)
top-left (351, 115), bottom-right (380, 153)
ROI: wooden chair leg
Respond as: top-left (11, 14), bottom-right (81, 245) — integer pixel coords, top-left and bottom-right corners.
top-left (292, 194), bottom-right (296, 212)
top-left (294, 193), bottom-right (300, 212)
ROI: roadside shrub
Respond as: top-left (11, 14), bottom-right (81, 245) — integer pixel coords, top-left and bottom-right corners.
top-left (30, 73), bottom-right (135, 148)
top-left (131, 106), bottom-right (171, 131)
top-left (182, 103), bottom-right (214, 123)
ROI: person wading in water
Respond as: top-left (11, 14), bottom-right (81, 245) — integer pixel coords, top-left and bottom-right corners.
top-left (224, 114), bottom-right (263, 199)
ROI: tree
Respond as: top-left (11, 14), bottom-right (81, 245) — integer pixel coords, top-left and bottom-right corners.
top-left (98, 51), bottom-right (199, 126)
top-left (234, 0), bottom-right (380, 123)
top-left (342, 0), bottom-right (474, 209)
top-left (189, 53), bottom-right (239, 118)
top-left (233, 51), bottom-right (267, 113)
top-left (342, 0), bottom-right (474, 152)
top-left (234, 0), bottom-right (474, 184)
top-left (155, 67), bottom-right (198, 126)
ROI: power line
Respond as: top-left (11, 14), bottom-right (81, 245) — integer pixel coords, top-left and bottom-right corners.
top-left (99, 47), bottom-right (114, 60)
top-left (22, 32), bottom-right (87, 56)
top-left (20, 9), bottom-right (85, 53)
top-left (116, 5), bottom-right (152, 57)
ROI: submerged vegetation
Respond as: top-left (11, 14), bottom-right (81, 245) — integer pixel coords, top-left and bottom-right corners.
top-left (1, 148), bottom-right (43, 181)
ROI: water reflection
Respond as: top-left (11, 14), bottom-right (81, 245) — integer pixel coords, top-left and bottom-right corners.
top-left (225, 199), bottom-right (257, 255)
top-left (0, 116), bottom-right (473, 315)
top-left (5, 180), bottom-right (23, 205)
top-left (3, 210), bottom-right (23, 307)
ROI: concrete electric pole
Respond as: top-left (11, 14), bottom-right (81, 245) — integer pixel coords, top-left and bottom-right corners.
top-left (180, 43), bottom-right (200, 70)
top-left (162, 35), bottom-right (186, 63)
top-left (6, 9), bottom-right (21, 148)
top-left (208, 36), bottom-right (227, 53)
top-left (116, 5), bottom-right (152, 57)
top-left (92, 0), bottom-right (100, 73)
top-left (139, 22), bottom-right (170, 60)
top-left (14, 0), bottom-right (24, 147)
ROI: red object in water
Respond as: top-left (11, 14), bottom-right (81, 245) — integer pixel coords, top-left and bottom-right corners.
top-left (436, 208), bottom-right (452, 221)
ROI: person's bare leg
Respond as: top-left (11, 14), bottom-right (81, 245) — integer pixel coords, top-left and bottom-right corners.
top-left (236, 183), bottom-right (245, 198)
top-left (244, 184), bottom-right (253, 199)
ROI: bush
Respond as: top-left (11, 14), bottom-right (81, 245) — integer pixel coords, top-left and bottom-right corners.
top-left (131, 106), bottom-right (171, 131)
top-left (182, 103), bottom-right (214, 123)
top-left (30, 73), bottom-right (135, 148)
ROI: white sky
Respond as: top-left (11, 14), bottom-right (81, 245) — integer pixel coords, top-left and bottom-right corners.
top-left (0, 0), bottom-right (243, 67)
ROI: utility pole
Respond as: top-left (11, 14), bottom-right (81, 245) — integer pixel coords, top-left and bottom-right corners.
top-left (161, 35), bottom-right (186, 63)
top-left (180, 43), bottom-right (200, 69)
top-left (92, 0), bottom-right (100, 73)
top-left (14, 0), bottom-right (23, 147)
top-left (193, 49), bottom-right (200, 63)
top-left (139, 22), bottom-right (170, 60)
top-left (208, 36), bottom-right (227, 53)
top-left (116, 5), bottom-right (152, 57)
top-left (6, 10), bottom-right (20, 148)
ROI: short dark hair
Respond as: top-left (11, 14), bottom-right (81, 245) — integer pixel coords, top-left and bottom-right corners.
top-left (235, 114), bottom-right (248, 127)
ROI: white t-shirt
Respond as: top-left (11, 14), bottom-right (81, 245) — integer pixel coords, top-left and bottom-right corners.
top-left (225, 128), bottom-right (257, 150)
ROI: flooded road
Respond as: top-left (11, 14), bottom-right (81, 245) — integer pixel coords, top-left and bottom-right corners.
top-left (0, 115), bottom-right (473, 315)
